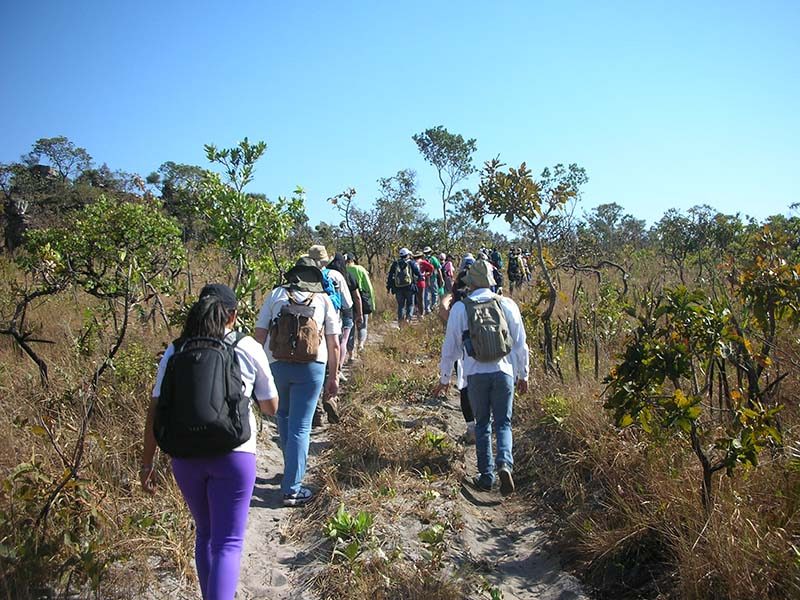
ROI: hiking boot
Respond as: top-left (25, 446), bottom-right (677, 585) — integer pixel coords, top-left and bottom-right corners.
top-left (463, 421), bottom-right (476, 445)
top-left (498, 465), bottom-right (515, 496)
top-left (323, 396), bottom-right (340, 424)
top-left (312, 407), bottom-right (324, 428)
top-left (283, 486), bottom-right (313, 507)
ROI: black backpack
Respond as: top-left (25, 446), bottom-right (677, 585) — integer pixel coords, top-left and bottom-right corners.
top-left (153, 332), bottom-right (250, 458)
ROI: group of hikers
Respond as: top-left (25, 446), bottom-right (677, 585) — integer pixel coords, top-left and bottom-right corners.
top-left (387, 245), bottom-right (533, 324)
top-left (139, 241), bottom-right (530, 600)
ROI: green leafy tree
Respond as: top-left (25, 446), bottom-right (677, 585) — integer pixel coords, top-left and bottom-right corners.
top-left (413, 126), bottom-right (477, 246)
top-left (604, 286), bottom-right (783, 511)
top-left (25, 136), bottom-right (93, 183)
top-left (198, 138), bottom-right (305, 323)
top-left (474, 160), bottom-right (587, 371)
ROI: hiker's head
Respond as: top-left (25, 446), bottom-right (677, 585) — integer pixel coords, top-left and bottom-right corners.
top-left (398, 247), bottom-right (411, 259)
top-left (423, 245), bottom-right (433, 255)
top-left (183, 283), bottom-right (238, 339)
top-left (344, 253), bottom-right (356, 264)
top-left (308, 244), bottom-right (330, 268)
top-left (461, 253), bottom-right (475, 270)
top-left (464, 260), bottom-right (495, 290)
top-left (328, 252), bottom-right (347, 274)
top-left (285, 257), bottom-right (325, 293)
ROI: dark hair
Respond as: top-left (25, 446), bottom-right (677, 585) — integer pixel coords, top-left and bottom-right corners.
top-left (181, 296), bottom-right (233, 340)
top-left (328, 252), bottom-right (347, 275)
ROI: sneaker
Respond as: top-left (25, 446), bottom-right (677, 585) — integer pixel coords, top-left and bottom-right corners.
top-left (338, 371), bottom-right (348, 383)
top-left (470, 474), bottom-right (494, 492)
top-left (464, 421), bottom-right (476, 445)
top-left (323, 396), bottom-right (340, 424)
top-left (357, 342), bottom-right (365, 352)
top-left (283, 486), bottom-right (313, 507)
top-left (498, 465), bottom-right (515, 496)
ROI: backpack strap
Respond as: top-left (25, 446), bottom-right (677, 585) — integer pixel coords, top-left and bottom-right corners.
top-left (224, 330), bottom-right (246, 349)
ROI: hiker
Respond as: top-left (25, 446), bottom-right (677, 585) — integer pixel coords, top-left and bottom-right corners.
top-left (437, 255), bottom-right (478, 443)
top-left (141, 283), bottom-right (278, 600)
top-left (306, 245), bottom-right (352, 424)
top-left (423, 245), bottom-right (444, 310)
top-left (254, 258), bottom-right (341, 506)
top-left (432, 260), bottom-right (529, 495)
top-left (414, 251), bottom-right (435, 316)
top-left (507, 248), bottom-right (525, 296)
top-left (442, 253), bottom-right (455, 293)
top-left (327, 251), bottom-right (362, 374)
top-left (345, 253), bottom-right (375, 356)
top-left (387, 247), bottom-right (421, 325)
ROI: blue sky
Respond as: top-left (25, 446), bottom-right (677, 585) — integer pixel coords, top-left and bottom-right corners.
top-left (2, 0), bottom-right (798, 231)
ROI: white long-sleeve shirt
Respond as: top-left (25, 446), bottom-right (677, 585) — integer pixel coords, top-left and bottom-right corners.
top-left (439, 289), bottom-right (529, 385)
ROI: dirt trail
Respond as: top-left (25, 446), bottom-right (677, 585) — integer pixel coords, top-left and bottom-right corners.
top-left (145, 321), bottom-right (589, 599)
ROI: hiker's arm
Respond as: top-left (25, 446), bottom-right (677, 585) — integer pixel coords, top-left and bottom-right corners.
top-left (353, 288), bottom-right (363, 326)
top-left (141, 397), bottom-right (158, 494)
top-left (325, 333), bottom-right (339, 398)
top-left (505, 301), bottom-right (530, 386)
top-left (249, 337), bottom-right (279, 415)
top-left (253, 328), bottom-right (268, 346)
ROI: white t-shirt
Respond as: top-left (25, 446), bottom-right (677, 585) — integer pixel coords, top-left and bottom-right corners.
top-left (255, 287), bottom-right (342, 363)
top-left (152, 331), bottom-right (277, 455)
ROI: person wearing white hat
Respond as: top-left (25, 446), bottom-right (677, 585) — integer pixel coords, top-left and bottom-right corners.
top-left (386, 247), bottom-right (421, 325)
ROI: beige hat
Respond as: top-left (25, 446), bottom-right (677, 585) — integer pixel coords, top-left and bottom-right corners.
top-left (464, 259), bottom-right (496, 289)
top-left (308, 244), bottom-right (330, 267)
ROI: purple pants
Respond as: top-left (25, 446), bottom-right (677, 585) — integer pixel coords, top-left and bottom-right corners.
top-left (171, 451), bottom-right (256, 600)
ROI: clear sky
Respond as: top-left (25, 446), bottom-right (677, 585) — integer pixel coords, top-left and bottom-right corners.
top-left (2, 0), bottom-right (798, 230)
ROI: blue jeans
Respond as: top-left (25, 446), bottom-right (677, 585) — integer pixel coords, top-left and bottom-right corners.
top-left (271, 361), bottom-right (326, 495)
top-left (425, 284), bottom-right (438, 310)
top-left (172, 452), bottom-right (256, 600)
top-left (467, 371), bottom-right (514, 482)
top-left (395, 287), bottom-right (415, 321)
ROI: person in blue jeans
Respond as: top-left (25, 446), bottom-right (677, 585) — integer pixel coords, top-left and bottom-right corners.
top-left (432, 260), bottom-right (529, 495)
top-left (386, 247), bottom-right (421, 325)
top-left (142, 283), bottom-right (279, 600)
top-left (254, 258), bottom-right (341, 506)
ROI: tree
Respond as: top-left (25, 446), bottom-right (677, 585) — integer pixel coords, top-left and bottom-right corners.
top-left (149, 161), bottom-right (208, 241)
top-left (25, 136), bottom-right (92, 183)
top-left (198, 138), bottom-right (305, 323)
top-left (474, 160), bottom-right (588, 371)
top-left (413, 126), bottom-right (477, 247)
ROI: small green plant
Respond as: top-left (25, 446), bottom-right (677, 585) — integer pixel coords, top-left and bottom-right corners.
top-left (323, 503), bottom-right (375, 568)
top-left (418, 523), bottom-right (447, 570)
top-left (541, 394), bottom-right (570, 424)
top-left (421, 430), bottom-right (450, 453)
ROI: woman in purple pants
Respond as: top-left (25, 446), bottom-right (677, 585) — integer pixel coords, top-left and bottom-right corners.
top-left (141, 284), bottom-right (278, 600)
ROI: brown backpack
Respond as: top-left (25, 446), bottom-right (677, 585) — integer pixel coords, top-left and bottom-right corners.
top-left (268, 291), bottom-right (322, 362)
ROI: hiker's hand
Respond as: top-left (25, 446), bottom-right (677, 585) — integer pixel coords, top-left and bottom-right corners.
top-left (140, 465), bottom-right (156, 494)
top-left (516, 379), bottom-right (529, 394)
top-left (431, 382), bottom-right (449, 398)
top-left (325, 376), bottom-right (339, 399)
top-left (356, 316), bottom-right (363, 327)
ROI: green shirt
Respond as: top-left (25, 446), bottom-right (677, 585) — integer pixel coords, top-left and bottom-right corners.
top-left (346, 264), bottom-right (375, 300)
top-left (426, 255), bottom-right (442, 286)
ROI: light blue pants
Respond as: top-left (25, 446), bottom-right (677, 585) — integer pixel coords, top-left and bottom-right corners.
top-left (468, 371), bottom-right (514, 483)
top-left (271, 361), bottom-right (326, 495)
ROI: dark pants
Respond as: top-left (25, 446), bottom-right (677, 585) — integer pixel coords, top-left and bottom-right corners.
top-left (395, 287), bottom-right (415, 321)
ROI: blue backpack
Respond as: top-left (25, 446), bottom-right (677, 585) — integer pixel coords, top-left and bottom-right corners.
top-left (321, 268), bottom-right (343, 311)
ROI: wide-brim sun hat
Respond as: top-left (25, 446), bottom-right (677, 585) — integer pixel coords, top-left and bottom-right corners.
top-left (284, 257), bottom-right (324, 293)
top-left (423, 246), bottom-right (432, 254)
top-left (308, 244), bottom-right (330, 267)
top-left (399, 247), bottom-right (411, 257)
